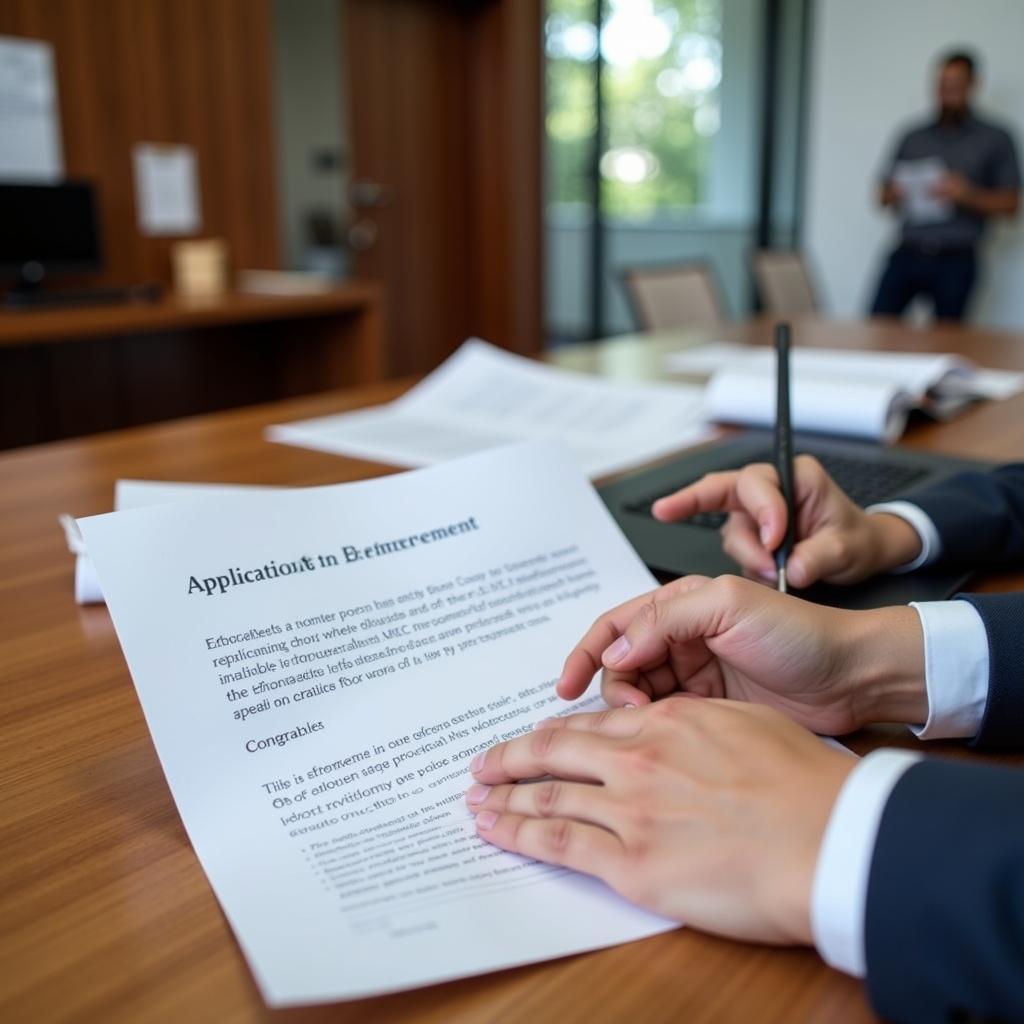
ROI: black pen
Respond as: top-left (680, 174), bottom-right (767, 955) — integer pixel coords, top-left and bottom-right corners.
top-left (773, 322), bottom-right (796, 594)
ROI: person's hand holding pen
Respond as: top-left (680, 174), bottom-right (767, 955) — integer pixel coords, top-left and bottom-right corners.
top-left (650, 457), bottom-right (925, 589)
top-left (653, 322), bottom-right (922, 589)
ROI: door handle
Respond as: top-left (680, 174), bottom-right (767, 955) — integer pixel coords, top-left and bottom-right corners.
top-left (349, 180), bottom-right (392, 208)
top-left (348, 219), bottom-right (379, 250)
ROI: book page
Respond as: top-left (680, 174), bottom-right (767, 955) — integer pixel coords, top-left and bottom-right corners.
top-left (705, 369), bottom-right (912, 443)
top-left (77, 442), bottom-right (674, 1006)
top-left (666, 343), bottom-right (965, 398)
top-left (267, 338), bottom-right (711, 479)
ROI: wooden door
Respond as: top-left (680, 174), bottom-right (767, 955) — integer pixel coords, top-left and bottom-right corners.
top-left (343, 0), bottom-right (542, 377)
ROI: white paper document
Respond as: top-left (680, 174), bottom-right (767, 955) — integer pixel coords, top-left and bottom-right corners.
top-left (268, 339), bottom-right (711, 478)
top-left (77, 443), bottom-right (674, 1005)
top-left (0, 36), bottom-right (63, 181)
top-left (892, 157), bottom-right (952, 225)
top-left (63, 480), bottom-right (283, 604)
top-left (666, 343), bottom-right (1024, 443)
top-left (133, 143), bottom-right (201, 236)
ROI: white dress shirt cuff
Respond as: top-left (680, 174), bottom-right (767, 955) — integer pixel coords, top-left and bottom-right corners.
top-left (865, 500), bottom-right (942, 572)
top-left (811, 749), bottom-right (922, 977)
top-left (907, 600), bottom-right (989, 740)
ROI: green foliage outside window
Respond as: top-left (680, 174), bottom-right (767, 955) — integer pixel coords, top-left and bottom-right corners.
top-left (546, 0), bottom-right (722, 220)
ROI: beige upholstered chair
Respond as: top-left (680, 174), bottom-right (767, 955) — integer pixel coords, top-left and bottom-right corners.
top-left (751, 250), bottom-right (818, 316)
top-left (621, 262), bottom-right (725, 331)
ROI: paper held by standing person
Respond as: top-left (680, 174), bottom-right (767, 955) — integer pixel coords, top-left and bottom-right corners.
top-left (267, 338), bottom-right (711, 478)
top-left (891, 157), bottom-right (952, 224)
top-left (77, 442), bottom-right (675, 1006)
top-left (666, 342), bottom-right (1024, 443)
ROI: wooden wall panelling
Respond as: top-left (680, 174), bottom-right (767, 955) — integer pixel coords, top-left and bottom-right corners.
top-left (344, 0), bottom-right (542, 376)
top-left (345, 0), bottom-right (475, 377)
top-left (0, 0), bottom-right (281, 289)
top-left (0, 0), bottom-right (288, 446)
top-left (466, 0), bottom-right (543, 357)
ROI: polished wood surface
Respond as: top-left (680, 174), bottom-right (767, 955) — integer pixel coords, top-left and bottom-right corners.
top-left (0, 285), bottom-right (384, 450)
top-left (0, 286), bottom-right (382, 348)
top-left (0, 0), bottom-right (280, 288)
top-left (3, 318), bottom-right (1024, 1023)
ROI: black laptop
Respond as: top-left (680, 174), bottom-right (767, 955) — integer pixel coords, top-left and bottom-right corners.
top-left (599, 431), bottom-right (990, 609)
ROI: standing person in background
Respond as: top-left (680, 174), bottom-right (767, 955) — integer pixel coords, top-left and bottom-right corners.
top-left (870, 50), bottom-right (1021, 322)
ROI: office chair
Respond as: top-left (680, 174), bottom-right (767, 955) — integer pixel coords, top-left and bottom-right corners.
top-left (621, 261), bottom-right (726, 331)
top-left (751, 249), bottom-right (818, 317)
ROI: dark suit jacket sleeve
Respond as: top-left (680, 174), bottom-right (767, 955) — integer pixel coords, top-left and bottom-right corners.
top-left (956, 593), bottom-right (1024, 750)
top-left (864, 758), bottom-right (1024, 1023)
top-left (908, 463), bottom-right (1024, 568)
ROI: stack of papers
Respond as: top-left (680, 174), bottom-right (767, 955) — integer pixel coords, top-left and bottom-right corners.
top-left (665, 342), bottom-right (1024, 443)
top-left (268, 339), bottom-right (711, 478)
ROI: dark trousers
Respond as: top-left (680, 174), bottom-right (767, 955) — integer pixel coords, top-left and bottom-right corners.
top-left (870, 245), bottom-right (977, 322)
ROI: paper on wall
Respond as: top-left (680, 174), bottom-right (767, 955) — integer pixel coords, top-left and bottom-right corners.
top-left (133, 143), bottom-right (201, 236)
top-left (0, 36), bottom-right (63, 181)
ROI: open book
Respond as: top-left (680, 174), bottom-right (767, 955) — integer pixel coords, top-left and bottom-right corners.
top-left (665, 342), bottom-right (1024, 443)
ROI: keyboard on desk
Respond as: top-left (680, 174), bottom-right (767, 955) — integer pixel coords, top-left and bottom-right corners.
top-left (622, 449), bottom-right (931, 529)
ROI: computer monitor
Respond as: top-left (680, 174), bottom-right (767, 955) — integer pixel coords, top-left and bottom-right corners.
top-left (0, 181), bottom-right (103, 287)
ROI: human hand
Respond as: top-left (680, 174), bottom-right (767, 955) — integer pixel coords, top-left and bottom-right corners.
top-left (651, 455), bottom-right (923, 587)
top-left (881, 180), bottom-right (904, 208)
top-left (466, 699), bottom-right (855, 944)
top-left (556, 574), bottom-right (927, 735)
top-left (931, 171), bottom-right (974, 205)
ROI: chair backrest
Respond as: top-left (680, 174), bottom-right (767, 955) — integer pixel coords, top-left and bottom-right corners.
top-left (751, 250), bottom-right (817, 316)
top-left (622, 263), bottom-right (724, 331)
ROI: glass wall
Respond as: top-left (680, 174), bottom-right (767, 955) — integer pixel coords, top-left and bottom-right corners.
top-left (545, 0), bottom-right (809, 344)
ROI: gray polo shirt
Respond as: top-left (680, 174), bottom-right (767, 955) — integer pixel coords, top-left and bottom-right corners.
top-left (883, 111), bottom-right (1021, 249)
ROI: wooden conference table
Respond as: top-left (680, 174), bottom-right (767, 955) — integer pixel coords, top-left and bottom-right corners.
top-left (3, 316), bottom-right (1024, 1023)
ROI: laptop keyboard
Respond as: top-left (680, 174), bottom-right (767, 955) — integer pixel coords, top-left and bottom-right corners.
top-left (623, 450), bottom-right (930, 530)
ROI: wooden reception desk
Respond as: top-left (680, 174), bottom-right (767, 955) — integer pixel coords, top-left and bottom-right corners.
top-left (0, 283), bottom-right (384, 450)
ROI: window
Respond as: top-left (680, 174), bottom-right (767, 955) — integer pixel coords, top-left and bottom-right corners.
top-left (546, 0), bottom-right (723, 222)
top-left (545, 0), bottom-right (809, 343)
